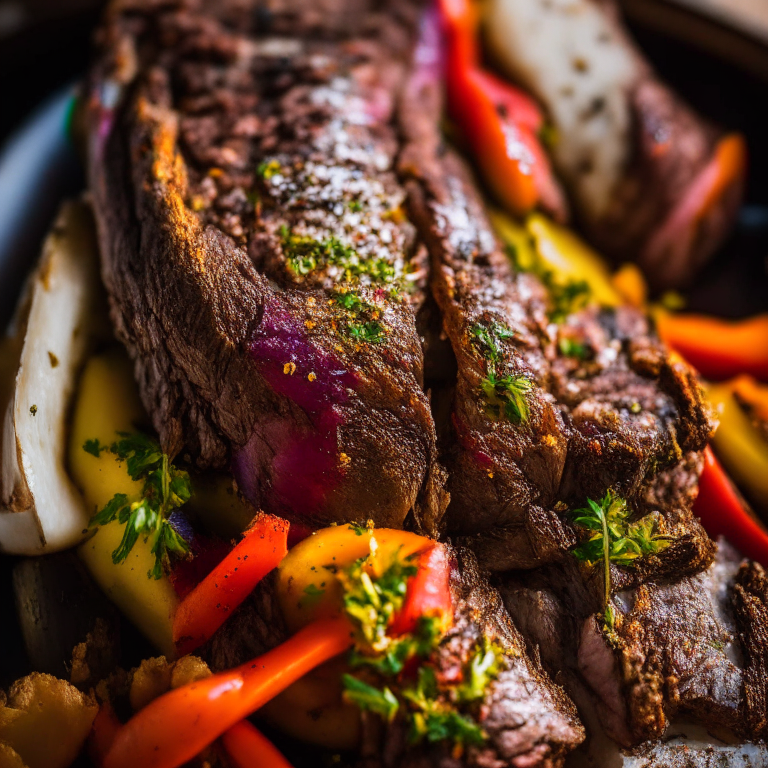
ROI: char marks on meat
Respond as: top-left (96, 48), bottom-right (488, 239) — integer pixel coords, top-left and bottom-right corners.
top-left (397, 29), bottom-right (715, 570)
top-left (87, 0), bottom-right (446, 532)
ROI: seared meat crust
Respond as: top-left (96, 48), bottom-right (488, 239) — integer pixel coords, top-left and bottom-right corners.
top-left (86, 0), bottom-right (447, 531)
top-left (398, 32), bottom-right (715, 570)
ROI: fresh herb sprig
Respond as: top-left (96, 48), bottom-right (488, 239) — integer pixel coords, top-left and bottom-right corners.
top-left (85, 433), bottom-right (191, 579)
top-left (571, 490), bottom-right (672, 629)
top-left (339, 546), bottom-right (504, 749)
top-left (471, 320), bottom-right (533, 425)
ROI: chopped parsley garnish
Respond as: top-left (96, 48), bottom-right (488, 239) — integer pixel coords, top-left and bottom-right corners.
top-left (481, 371), bottom-right (533, 424)
top-left (85, 432), bottom-right (191, 579)
top-left (338, 546), bottom-right (504, 749)
top-left (558, 337), bottom-right (589, 359)
top-left (470, 321), bottom-right (516, 365)
top-left (280, 226), bottom-right (395, 286)
top-left (471, 320), bottom-right (533, 425)
top-left (571, 490), bottom-right (672, 630)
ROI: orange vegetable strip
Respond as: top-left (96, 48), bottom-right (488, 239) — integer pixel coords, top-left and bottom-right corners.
top-left (173, 514), bottom-right (289, 655)
top-left (89, 703), bottom-right (122, 768)
top-left (731, 375), bottom-right (768, 422)
top-left (104, 617), bottom-right (353, 768)
top-left (656, 312), bottom-right (768, 382)
top-left (693, 446), bottom-right (768, 568)
top-left (222, 720), bottom-right (294, 768)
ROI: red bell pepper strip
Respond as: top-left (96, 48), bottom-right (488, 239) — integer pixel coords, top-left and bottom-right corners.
top-left (389, 544), bottom-right (452, 636)
top-left (693, 446), bottom-right (768, 568)
top-left (221, 721), bottom-right (294, 768)
top-left (439, 0), bottom-right (565, 219)
top-left (89, 703), bottom-right (122, 768)
top-left (173, 514), bottom-right (289, 655)
top-left (104, 616), bottom-right (354, 768)
top-left (656, 311), bottom-right (768, 382)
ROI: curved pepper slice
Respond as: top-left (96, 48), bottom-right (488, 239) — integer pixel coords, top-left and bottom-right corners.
top-left (439, 0), bottom-right (564, 219)
top-left (706, 379), bottom-right (768, 515)
top-left (656, 311), bottom-right (768, 382)
top-left (693, 446), bottom-right (768, 568)
top-left (172, 514), bottom-right (289, 655)
top-left (222, 720), bottom-right (293, 768)
top-left (104, 617), bottom-right (353, 768)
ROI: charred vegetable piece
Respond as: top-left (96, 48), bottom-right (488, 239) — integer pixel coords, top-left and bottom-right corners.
top-left (706, 379), bottom-right (768, 516)
top-left (484, 0), bottom-right (746, 288)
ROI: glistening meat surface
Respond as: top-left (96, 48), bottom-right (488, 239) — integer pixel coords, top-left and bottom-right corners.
top-left (86, 0), bottom-right (446, 532)
top-left (398, 31), bottom-right (716, 570)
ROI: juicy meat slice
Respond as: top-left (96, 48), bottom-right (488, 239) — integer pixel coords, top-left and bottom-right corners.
top-left (205, 549), bottom-right (585, 767)
top-left (499, 541), bottom-right (768, 749)
top-left (85, 0), bottom-right (446, 531)
top-left (398, 30), bottom-right (715, 570)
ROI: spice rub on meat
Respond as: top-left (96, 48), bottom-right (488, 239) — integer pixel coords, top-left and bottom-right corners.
top-left (86, 0), bottom-right (447, 532)
top-left (397, 22), bottom-right (716, 571)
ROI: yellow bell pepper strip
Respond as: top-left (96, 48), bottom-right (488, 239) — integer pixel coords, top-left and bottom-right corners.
top-left (694, 447), bottom-right (768, 568)
top-left (103, 616), bottom-right (354, 768)
top-left (655, 311), bottom-right (768, 382)
top-left (221, 721), bottom-right (294, 768)
top-left (172, 514), bottom-right (289, 656)
top-left (440, 0), bottom-right (564, 219)
top-left (706, 380), bottom-right (768, 514)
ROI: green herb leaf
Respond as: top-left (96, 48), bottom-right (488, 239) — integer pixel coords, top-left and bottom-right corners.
top-left (571, 490), bottom-right (672, 628)
top-left (83, 438), bottom-right (106, 457)
top-left (480, 371), bottom-right (533, 424)
top-left (86, 432), bottom-right (191, 579)
top-left (342, 675), bottom-right (399, 721)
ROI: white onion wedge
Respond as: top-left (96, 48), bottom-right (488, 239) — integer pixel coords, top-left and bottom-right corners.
top-left (0, 199), bottom-right (103, 554)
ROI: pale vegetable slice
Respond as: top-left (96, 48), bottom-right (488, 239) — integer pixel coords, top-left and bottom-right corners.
top-left (0, 673), bottom-right (98, 768)
top-left (70, 351), bottom-right (179, 657)
top-left (0, 200), bottom-right (104, 554)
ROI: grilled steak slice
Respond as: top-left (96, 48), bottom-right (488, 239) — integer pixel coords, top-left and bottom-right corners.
top-left (500, 541), bottom-right (768, 749)
top-left (86, 0), bottom-right (446, 532)
top-left (205, 549), bottom-right (584, 767)
top-left (398, 27), bottom-right (715, 570)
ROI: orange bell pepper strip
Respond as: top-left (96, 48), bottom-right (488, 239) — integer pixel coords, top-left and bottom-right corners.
top-left (173, 514), bottom-right (289, 655)
top-left (389, 544), bottom-right (452, 636)
top-left (656, 311), bottom-right (768, 382)
top-left (439, 0), bottom-right (564, 219)
top-left (730, 375), bottom-right (768, 422)
top-left (104, 616), bottom-right (353, 768)
top-left (221, 721), bottom-right (293, 768)
top-left (693, 446), bottom-right (768, 568)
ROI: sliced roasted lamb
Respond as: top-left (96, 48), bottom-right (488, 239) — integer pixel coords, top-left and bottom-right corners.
top-left (85, 0), bottom-right (446, 533)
